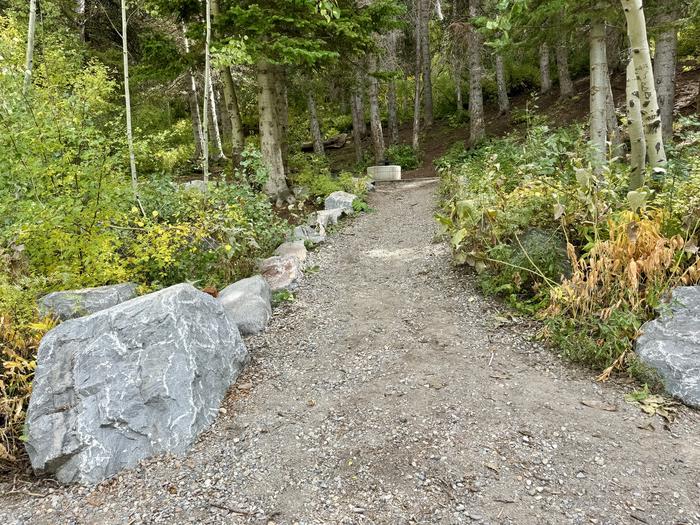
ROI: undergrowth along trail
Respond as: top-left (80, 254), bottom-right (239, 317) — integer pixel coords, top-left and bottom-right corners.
top-left (2, 180), bottom-right (699, 524)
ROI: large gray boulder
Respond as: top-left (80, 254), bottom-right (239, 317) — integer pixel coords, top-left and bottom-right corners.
top-left (636, 286), bottom-right (700, 408)
top-left (38, 283), bottom-right (138, 321)
top-left (324, 191), bottom-right (357, 212)
top-left (258, 255), bottom-right (303, 292)
top-left (26, 283), bottom-right (248, 484)
top-left (218, 276), bottom-right (272, 336)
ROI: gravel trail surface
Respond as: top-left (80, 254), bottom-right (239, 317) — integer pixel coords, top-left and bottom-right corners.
top-left (3, 179), bottom-right (700, 524)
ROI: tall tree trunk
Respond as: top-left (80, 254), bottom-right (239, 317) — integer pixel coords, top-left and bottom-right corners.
top-left (188, 90), bottom-right (204, 160)
top-left (539, 43), bottom-right (552, 95)
top-left (307, 92), bottom-right (324, 155)
top-left (454, 58), bottom-right (463, 112)
top-left (368, 55), bottom-right (385, 164)
top-left (208, 72), bottom-right (226, 161)
top-left (76, 0), bottom-right (86, 42)
top-left (621, 0), bottom-right (667, 171)
top-left (350, 91), bottom-right (364, 163)
top-left (211, 0), bottom-right (246, 165)
top-left (604, 60), bottom-right (624, 157)
top-left (420, 0), bottom-right (433, 127)
top-left (412, 0), bottom-right (422, 153)
top-left (589, 20), bottom-right (608, 170)
top-left (435, 0), bottom-right (444, 20)
top-left (467, 0), bottom-right (485, 146)
top-left (183, 23), bottom-right (206, 161)
top-left (24, 0), bottom-right (37, 95)
top-left (627, 58), bottom-right (646, 189)
top-left (277, 69), bottom-right (290, 174)
top-left (653, 12), bottom-right (678, 143)
top-left (354, 69), bottom-right (368, 138)
top-left (202, 0), bottom-right (212, 183)
top-left (555, 40), bottom-right (574, 98)
top-left (387, 31), bottom-right (400, 145)
top-left (495, 53), bottom-right (509, 114)
top-left (257, 61), bottom-right (290, 203)
top-left (121, 0), bottom-right (139, 196)
top-left (387, 79), bottom-right (399, 145)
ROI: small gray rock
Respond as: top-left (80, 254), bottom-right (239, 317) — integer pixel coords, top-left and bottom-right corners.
top-left (274, 241), bottom-right (307, 263)
top-left (26, 283), bottom-right (248, 484)
top-left (182, 180), bottom-right (209, 192)
top-left (38, 283), bottom-right (138, 321)
top-left (258, 255), bottom-right (303, 292)
top-left (636, 286), bottom-right (700, 408)
top-left (218, 276), bottom-right (272, 336)
top-left (291, 225), bottom-right (326, 245)
top-left (324, 191), bottom-right (357, 212)
top-left (310, 208), bottom-right (345, 229)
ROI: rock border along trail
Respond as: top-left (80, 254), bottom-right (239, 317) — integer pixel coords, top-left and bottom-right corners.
top-left (3, 180), bottom-right (700, 524)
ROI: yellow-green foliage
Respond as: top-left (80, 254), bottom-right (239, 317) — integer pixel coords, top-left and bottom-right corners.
top-left (0, 267), bottom-right (55, 465)
top-left (289, 153), bottom-right (371, 203)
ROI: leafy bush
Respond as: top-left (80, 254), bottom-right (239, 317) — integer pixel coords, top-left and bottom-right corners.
top-left (386, 144), bottom-right (420, 170)
top-left (436, 121), bottom-right (700, 378)
top-left (289, 153), bottom-right (371, 205)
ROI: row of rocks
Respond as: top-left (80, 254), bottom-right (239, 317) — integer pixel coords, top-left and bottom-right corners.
top-left (26, 190), bottom-right (361, 485)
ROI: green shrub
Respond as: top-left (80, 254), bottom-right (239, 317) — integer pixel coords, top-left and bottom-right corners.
top-left (436, 121), bottom-right (700, 379)
top-left (386, 144), bottom-right (420, 170)
top-left (289, 153), bottom-right (371, 205)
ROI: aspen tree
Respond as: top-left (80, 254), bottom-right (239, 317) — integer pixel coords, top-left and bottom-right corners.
top-left (621, 0), bottom-right (666, 171)
top-left (23, 0), bottom-right (37, 95)
top-left (121, 0), bottom-right (139, 196)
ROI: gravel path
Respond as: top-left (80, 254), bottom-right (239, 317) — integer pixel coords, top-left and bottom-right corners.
top-left (3, 180), bottom-right (700, 525)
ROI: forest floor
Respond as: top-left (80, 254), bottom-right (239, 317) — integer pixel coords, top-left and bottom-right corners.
top-left (3, 179), bottom-right (700, 524)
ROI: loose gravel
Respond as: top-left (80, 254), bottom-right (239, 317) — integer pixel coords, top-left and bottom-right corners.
top-left (2, 179), bottom-right (700, 524)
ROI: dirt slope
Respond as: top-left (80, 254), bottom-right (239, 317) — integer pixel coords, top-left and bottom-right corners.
top-left (3, 180), bottom-right (699, 525)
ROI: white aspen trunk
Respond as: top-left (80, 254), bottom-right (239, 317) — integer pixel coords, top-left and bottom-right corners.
top-left (555, 41), bottom-right (574, 98)
top-left (307, 92), bottom-right (324, 156)
top-left (495, 53), bottom-right (509, 114)
top-left (350, 91), bottom-right (364, 163)
top-left (626, 58), bottom-right (646, 189)
top-left (539, 43), bottom-right (552, 95)
top-left (121, 0), bottom-right (139, 195)
top-left (621, 0), bottom-right (666, 171)
top-left (182, 23), bottom-right (206, 162)
top-left (420, 0), bottom-right (433, 127)
top-left (653, 14), bottom-right (677, 143)
top-left (435, 0), bottom-right (444, 21)
top-left (412, 0), bottom-right (422, 152)
top-left (211, 0), bottom-right (245, 164)
top-left (257, 61), bottom-right (290, 202)
top-left (208, 72), bottom-right (226, 161)
top-left (23, 0), bottom-right (37, 95)
top-left (468, 0), bottom-right (485, 146)
top-left (589, 20), bottom-right (608, 170)
top-left (76, 0), bottom-right (86, 42)
top-left (188, 92), bottom-right (204, 159)
top-left (368, 54), bottom-right (385, 164)
top-left (604, 62), bottom-right (624, 157)
top-left (201, 0), bottom-right (212, 184)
